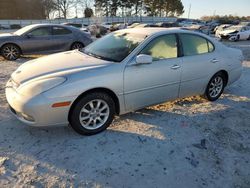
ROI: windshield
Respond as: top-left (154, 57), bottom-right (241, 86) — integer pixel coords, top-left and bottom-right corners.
top-left (14, 25), bottom-right (36, 36)
top-left (83, 31), bottom-right (146, 62)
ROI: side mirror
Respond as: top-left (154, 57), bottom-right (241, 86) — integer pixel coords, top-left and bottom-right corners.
top-left (135, 54), bottom-right (152, 65)
top-left (26, 33), bottom-right (33, 38)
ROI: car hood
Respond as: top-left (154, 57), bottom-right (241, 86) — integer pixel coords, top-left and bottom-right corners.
top-left (0, 33), bottom-right (15, 39)
top-left (11, 50), bottom-right (112, 85)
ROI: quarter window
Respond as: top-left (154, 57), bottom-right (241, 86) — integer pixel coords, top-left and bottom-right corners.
top-left (180, 34), bottom-right (214, 56)
top-left (208, 41), bottom-right (214, 52)
top-left (53, 27), bottom-right (72, 35)
top-left (140, 34), bottom-right (177, 61)
top-left (29, 27), bottom-right (51, 36)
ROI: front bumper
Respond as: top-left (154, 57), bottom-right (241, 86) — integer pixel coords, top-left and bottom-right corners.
top-left (5, 80), bottom-right (75, 127)
top-left (220, 33), bottom-right (238, 40)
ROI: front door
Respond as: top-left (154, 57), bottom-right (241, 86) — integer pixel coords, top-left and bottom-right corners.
top-left (21, 26), bottom-right (53, 54)
top-left (124, 34), bottom-right (182, 111)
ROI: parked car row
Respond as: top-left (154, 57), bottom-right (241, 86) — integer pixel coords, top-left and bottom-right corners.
top-left (1, 19), bottom-right (250, 60)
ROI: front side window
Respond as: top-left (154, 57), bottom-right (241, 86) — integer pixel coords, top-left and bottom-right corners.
top-left (83, 31), bottom-right (146, 62)
top-left (53, 27), bottom-right (72, 35)
top-left (180, 34), bottom-right (214, 56)
top-left (29, 27), bottom-right (52, 36)
top-left (140, 34), bottom-right (177, 61)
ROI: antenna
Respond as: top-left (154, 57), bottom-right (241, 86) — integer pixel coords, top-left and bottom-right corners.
top-left (188, 4), bottom-right (191, 19)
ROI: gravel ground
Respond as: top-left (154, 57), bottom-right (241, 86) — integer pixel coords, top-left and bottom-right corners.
top-left (0, 41), bottom-right (250, 188)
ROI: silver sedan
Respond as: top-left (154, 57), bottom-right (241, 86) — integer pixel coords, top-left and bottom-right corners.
top-left (6, 28), bottom-right (243, 135)
top-left (0, 24), bottom-right (93, 60)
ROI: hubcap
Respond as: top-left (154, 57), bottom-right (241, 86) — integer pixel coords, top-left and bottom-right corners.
top-left (2, 46), bottom-right (19, 60)
top-left (79, 99), bottom-right (109, 130)
top-left (72, 43), bottom-right (83, 50)
top-left (209, 76), bottom-right (223, 98)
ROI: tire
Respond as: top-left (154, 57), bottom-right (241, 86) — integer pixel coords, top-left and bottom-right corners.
top-left (71, 42), bottom-right (84, 50)
top-left (1, 44), bottom-right (21, 60)
top-left (204, 72), bottom-right (226, 101)
top-left (234, 35), bottom-right (240, 42)
top-left (247, 35), bottom-right (250, 40)
top-left (69, 92), bottom-right (115, 135)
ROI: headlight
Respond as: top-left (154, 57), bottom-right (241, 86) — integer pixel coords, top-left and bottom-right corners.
top-left (17, 77), bottom-right (66, 96)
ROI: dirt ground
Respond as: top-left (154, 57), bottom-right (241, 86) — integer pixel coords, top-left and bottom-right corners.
top-left (0, 41), bottom-right (250, 188)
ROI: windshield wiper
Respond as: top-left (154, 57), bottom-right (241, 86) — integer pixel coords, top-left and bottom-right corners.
top-left (83, 50), bottom-right (118, 62)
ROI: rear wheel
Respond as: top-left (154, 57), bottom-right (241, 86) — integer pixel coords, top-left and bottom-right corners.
top-left (1, 44), bottom-right (21, 60)
top-left (71, 42), bottom-right (84, 50)
top-left (69, 92), bottom-right (115, 135)
top-left (204, 72), bottom-right (226, 101)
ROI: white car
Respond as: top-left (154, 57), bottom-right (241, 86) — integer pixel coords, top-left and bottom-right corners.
top-left (215, 24), bottom-right (232, 38)
top-left (6, 28), bottom-right (243, 135)
top-left (219, 25), bottom-right (250, 41)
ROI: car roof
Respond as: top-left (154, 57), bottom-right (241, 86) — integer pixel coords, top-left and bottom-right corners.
top-left (117, 27), bottom-right (194, 36)
top-left (26, 23), bottom-right (73, 28)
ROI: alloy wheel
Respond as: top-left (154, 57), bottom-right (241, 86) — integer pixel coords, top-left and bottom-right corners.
top-left (208, 76), bottom-right (223, 98)
top-left (72, 43), bottom-right (84, 50)
top-left (79, 99), bottom-right (110, 130)
top-left (2, 45), bottom-right (20, 60)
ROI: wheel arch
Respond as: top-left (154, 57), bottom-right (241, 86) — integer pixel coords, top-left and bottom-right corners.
top-left (68, 87), bottom-right (120, 121)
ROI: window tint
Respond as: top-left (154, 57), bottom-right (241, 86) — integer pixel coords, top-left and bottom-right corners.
top-left (140, 34), bottom-right (177, 61)
top-left (53, 27), bottom-right (72, 35)
top-left (29, 27), bottom-right (51, 36)
top-left (180, 34), bottom-right (211, 56)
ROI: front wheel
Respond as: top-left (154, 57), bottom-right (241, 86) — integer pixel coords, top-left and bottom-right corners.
top-left (234, 35), bottom-right (240, 42)
top-left (204, 73), bottom-right (226, 101)
top-left (1, 44), bottom-right (21, 60)
top-left (69, 92), bottom-right (115, 135)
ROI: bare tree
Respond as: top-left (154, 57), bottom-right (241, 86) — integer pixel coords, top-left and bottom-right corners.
top-left (54, 0), bottom-right (77, 18)
top-left (74, 0), bottom-right (93, 18)
top-left (42, 0), bottom-right (57, 19)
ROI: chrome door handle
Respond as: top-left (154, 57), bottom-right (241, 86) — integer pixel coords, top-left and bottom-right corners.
top-left (211, 59), bottom-right (219, 63)
top-left (171, 65), bottom-right (181, 70)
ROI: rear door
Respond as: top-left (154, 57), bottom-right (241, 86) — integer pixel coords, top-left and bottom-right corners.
top-left (21, 26), bottom-right (53, 54)
top-left (178, 33), bottom-right (220, 98)
top-left (124, 34), bottom-right (182, 111)
top-left (51, 26), bottom-right (74, 51)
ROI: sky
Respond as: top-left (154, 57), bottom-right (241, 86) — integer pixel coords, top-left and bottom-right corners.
top-left (70, 0), bottom-right (250, 19)
top-left (182, 0), bottom-right (250, 19)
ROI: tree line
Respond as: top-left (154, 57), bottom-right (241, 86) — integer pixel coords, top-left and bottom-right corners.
top-left (41, 0), bottom-right (184, 19)
top-left (201, 15), bottom-right (250, 24)
top-left (94, 0), bottom-right (184, 17)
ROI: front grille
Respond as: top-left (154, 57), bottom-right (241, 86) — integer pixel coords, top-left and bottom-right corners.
top-left (220, 35), bottom-right (230, 39)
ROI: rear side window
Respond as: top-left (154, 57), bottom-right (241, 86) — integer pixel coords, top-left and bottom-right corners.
top-left (53, 27), bottom-right (72, 35)
top-left (180, 34), bottom-right (214, 56)
top-left (140, 34), bottom-right (177, 61)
